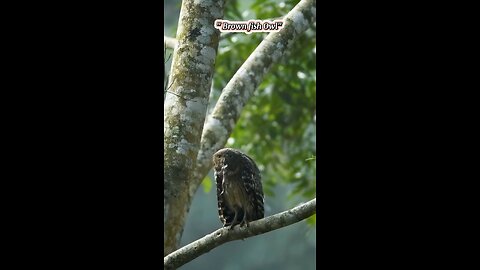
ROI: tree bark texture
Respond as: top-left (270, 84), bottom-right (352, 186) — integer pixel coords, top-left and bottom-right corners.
top-left (164, 0), bottom-right (224, 256)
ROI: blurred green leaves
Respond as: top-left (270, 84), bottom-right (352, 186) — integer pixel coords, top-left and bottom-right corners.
top-left (208, 0), bottom-right (316, 222)
top-left (306, 214), bottom-right (316, 226)
top-left (201, 175), bottom-right (213, 193)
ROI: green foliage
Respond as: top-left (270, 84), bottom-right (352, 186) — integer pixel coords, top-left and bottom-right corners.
top-left (209, 0), bottom-right (316, 213)
top-left (306, 213), bottom-right (316, 226)
top-left (201, 175), bottom-right (213, 193)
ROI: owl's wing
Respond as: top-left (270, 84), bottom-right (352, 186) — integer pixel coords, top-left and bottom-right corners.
top-left (241, 156), bottom-right (264, 220)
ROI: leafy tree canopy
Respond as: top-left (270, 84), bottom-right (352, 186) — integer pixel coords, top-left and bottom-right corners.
top-left (202, 0), bottom-right (316, 223)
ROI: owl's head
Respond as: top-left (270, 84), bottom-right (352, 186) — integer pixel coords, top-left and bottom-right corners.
top-left (213, 148), bottom-right (242, 170)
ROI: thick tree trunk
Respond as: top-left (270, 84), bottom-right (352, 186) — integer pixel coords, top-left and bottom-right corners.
top-left (164, 0), bottom-right (224, 256)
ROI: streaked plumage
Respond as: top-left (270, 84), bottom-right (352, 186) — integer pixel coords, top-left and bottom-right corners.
top-left (213, 148), bottom-right (264, 229)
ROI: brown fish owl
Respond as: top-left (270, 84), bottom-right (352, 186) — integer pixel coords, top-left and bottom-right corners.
top-left (213, 148), bottom-right (264, 229)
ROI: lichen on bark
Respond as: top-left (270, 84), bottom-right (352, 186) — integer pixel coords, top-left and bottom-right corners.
top-left (164, 0), bottom-right (224, 256)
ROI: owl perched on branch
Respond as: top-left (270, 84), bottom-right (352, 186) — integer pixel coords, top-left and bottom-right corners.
top-left (213, 148), bottom-right (264, 229)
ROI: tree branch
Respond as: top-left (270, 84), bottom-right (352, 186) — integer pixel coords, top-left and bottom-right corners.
top-left (164, 198), bottom-right (316, 270)
top-left (189, 0), bottom-right (316, 197)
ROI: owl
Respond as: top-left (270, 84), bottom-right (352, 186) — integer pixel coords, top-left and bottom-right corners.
top-left (213, 148), bottom-right (264, 229)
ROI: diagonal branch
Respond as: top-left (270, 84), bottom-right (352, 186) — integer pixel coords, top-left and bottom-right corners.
top-left (164, 198), bottom-right (316, 270)
top-left (189, 0), bottom-right (316, 197)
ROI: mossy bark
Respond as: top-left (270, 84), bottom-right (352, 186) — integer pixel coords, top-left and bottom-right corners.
top-left (164, 0), bottom-right (224, 256)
